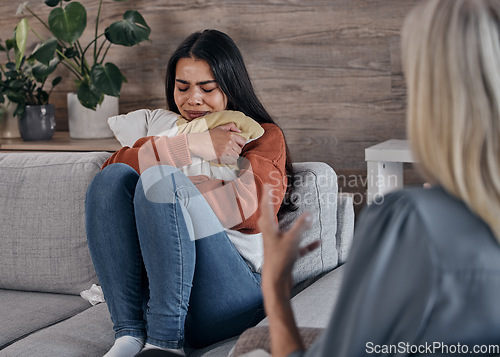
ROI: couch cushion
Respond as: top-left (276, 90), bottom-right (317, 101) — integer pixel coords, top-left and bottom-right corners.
top-left (0, 301), bottom-right (112, 357)
top-left (0, 152), bottom-right (111, 295)
top-left (281, 162), bottom-right (339, 285)
top-left (0, 289), bottom-right (91, 350)
top-left (258, 264), bottom-right (345, 328)
top-left (0, 300), bottom-right (233, 357)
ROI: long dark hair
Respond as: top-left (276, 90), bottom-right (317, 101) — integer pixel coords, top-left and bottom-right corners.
top-left (165, 29), bottom-right (295, 211)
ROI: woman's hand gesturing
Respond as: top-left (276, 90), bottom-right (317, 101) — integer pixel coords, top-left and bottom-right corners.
top-left (187, 122), bottom-right (246, 165)
top-left (259, 184), bottom-right (319, 296)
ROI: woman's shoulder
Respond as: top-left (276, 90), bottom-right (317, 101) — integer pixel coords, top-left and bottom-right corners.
top-left (360, 186), bottom-right (500, 270)
top-left (239, 123), bottom-right (286, 166)
top-left (364, 186), bottom-right (459, 218)
top-left (355, 187), bottom-right (455, 256)
top-left (376, 186), bottom-right (489, 231)
top-left (260, 122), bottom-right (281, 130)
top-left (258, 123), bottom-right (285, 145)
top-left (361, 186), bottom-right (469, 234)
top-left (244, 123), bottom-right (284, 151)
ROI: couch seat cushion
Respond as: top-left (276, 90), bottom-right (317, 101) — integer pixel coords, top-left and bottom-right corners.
top-left (0, 301), bottom-right (112, 357)
top-left (0, 289), bottom-right (91, 351)
top-left (0, 300), bottom-right (234, 357)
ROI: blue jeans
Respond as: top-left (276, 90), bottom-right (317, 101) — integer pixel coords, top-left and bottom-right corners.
top-left (85, 163), bottom-right (264, 349)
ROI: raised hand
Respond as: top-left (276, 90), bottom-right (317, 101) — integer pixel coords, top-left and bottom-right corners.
top-left (259, 184), bottom-right (319, 295)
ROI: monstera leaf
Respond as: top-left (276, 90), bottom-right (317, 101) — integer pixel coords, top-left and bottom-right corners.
top-left (32, 58), bottom-right (60, 82)
top-left (91, 63), bottom-right (123, 97)
top-left (105, 11), bottom-right (151, 47)
top-left (48, 2), bottom-right (86, 44)
top-left (77, 81), bottom-right (104, 110)
top-left (30, 37), bottom-right (58, 66)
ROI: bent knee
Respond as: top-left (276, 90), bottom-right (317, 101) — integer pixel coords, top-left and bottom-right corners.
top-left (138, 165), bottom-right (194, 203)
top-left (87, 163), bottom-right (139, 200)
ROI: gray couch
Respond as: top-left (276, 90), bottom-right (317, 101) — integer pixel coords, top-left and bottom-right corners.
top-left (0, 152), bottom-right (354, 357)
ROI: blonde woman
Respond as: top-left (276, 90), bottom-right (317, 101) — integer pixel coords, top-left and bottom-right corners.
top-left (259, 0), bottom-right (500, 356)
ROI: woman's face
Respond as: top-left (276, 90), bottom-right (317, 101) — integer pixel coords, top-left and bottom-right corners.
top-left (174, 57), bottom-right (228, 121)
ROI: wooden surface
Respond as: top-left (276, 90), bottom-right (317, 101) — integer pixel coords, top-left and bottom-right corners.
top-left (0, 132), bottom-right (120, 152)
top-left (0, 0), bottom-right (424, 211)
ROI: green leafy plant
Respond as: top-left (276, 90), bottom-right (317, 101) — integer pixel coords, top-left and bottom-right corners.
top-left (19, 0), bottom-right (151, 110)
top-left (0, 19), bottom-right (61, 118)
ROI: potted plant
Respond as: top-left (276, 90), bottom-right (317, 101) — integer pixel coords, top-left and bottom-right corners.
top-left (0, 19), bottom-right (61, 141)
top-left (0, 102), bottom-right (20, 139)
top-left (18, 0), bottom-right (151, 138)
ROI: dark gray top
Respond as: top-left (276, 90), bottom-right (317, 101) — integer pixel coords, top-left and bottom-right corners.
top-left (295, 186), bottom-right (500, 356)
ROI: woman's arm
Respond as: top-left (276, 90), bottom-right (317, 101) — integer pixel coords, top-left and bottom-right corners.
top-left (189, 123), bottom-right (288, 233)
top-left (102, 122), bottom-right (244, 171)
top-left (102, 134), bottom-right (192, 171)
top-left (259, 185), bottom-right (319, 357)
top-left (261, 191), bottom-right (438, 357)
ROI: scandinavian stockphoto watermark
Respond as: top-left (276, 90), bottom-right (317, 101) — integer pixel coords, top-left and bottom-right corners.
top-left (135, 132), bottom-right (400, 241)
top-left (269, 170), bottom-right (399, 207)
top-left (366, 341), bottom-right (500, 355)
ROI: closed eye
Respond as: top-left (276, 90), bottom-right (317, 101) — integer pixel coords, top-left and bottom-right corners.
top-left (202, 88), bottom-right (215, 93)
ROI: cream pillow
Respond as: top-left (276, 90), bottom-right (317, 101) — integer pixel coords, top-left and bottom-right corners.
top-left (107, 109), bottom-right (179, 147)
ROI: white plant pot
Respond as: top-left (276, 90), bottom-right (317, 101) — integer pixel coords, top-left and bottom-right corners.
top-left (0, 103), bottom-right (21, 138)
top-left (67, 93), bottom-right (118, 139)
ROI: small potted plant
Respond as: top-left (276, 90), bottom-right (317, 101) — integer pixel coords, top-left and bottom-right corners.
top-left (0, 19), bottom-right (61, 141)
top-left (18, 0), bottom-right (151, 138)
top-left (0, 102), bottom-right (20, 139)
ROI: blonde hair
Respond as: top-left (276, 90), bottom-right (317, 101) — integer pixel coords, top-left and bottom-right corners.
top-left (402, 0), bottom-right (500, 240)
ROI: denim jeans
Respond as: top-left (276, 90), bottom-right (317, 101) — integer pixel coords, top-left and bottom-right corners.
top-left (85, 163), bottom-right (264, 349)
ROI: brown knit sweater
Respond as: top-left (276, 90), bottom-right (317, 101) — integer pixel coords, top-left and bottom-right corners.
top-left (102, 123), bottom-right (287, 234)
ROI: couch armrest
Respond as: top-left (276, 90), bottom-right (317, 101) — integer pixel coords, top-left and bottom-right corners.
top-left (279, 162), bottom-right (339, 285)
top-left (336, 193), bottom-right (354, 265)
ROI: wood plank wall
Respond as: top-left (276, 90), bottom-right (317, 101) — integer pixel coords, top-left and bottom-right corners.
top-left (0, 0), bottom-right (424, 213)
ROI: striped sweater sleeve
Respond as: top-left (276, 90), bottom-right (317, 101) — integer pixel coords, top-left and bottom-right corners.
top-left (102, 134), bottom-right (192, 172)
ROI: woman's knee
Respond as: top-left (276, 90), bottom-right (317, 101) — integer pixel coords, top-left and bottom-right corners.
top-left (137, 165), bottom-right (195, 204)
top-left (86, 163), bottom-right (139, 203)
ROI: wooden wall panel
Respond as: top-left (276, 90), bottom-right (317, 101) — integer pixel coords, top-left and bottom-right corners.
top-left (0, 0), bottom-right (424, 212)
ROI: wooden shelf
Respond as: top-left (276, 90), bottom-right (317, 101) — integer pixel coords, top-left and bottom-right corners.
top-left (0, 131), bottom-right (121, 152)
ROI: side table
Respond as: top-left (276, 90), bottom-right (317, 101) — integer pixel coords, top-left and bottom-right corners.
top-left (365, 139), bottom-right (416, 204)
